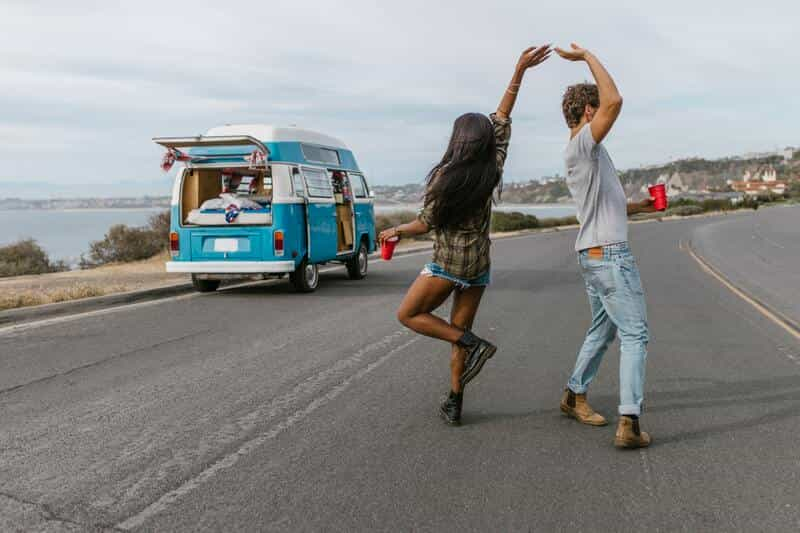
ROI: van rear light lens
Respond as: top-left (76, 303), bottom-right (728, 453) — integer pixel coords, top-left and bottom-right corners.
top-left (169, 232), bottom-right (179, 257)
top-left (274, 230), bottom-right (284, 256)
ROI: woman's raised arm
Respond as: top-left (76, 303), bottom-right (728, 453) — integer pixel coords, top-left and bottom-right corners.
top-left (495, 44), bottom-right (552, 120)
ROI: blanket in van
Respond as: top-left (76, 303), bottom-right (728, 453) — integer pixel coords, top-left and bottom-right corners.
top-left (186, 193), bottom-right (272, 225)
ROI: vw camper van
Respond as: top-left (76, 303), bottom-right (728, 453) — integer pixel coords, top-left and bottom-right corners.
top-left (154, 125), bottom-right (376, 293)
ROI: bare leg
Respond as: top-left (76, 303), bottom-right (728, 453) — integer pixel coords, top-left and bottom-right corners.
top-left (396, 274), bottom-right (460, 342)
top-left (448, 286), bottom-right (485, 392)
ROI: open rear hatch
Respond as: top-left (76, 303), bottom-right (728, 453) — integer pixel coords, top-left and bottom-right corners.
top-left (155, 134), bottom-right (273, 229)
top-left (153, 135), bottom-right (269, 169)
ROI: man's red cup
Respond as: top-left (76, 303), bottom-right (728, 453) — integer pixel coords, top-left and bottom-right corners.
top-left (381, 236), bottom-right (399, 260)
top-left (648, 183), bottom-right (668, 211)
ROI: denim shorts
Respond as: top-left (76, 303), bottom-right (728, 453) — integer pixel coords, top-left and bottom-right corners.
top-left (421, 262), bottom-right (491, 290)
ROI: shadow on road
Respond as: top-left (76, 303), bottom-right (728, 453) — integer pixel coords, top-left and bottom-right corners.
top-left (460, 374), bottom-right (800, 448)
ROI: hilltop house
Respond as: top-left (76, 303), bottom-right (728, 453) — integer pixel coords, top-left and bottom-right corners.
top-left (729, 165), bottom-right (787, 195)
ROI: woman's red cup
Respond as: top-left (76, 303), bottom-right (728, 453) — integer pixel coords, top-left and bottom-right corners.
top-left (381, 236), bottom-right (399, 260)
top-left (648, 183), bottom-right (668, 211)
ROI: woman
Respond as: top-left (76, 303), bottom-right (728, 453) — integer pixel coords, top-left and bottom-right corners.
top-left (378, 44), bottom-right (551, 425)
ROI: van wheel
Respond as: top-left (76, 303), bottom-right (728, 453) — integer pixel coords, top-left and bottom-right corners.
top-left (192, 276), bottom-right (220, 293)
top-left (290, 258), bottom-right (319, 292)
top-left (346, 241), bottom-right (368, 280)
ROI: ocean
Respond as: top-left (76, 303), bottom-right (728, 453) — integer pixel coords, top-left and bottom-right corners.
top-left (0, 203), bottom-right (576, 264)
top-left (0, 208), bottom-right (165, 265)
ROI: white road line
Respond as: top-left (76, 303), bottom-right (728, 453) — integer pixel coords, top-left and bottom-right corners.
top-left (639, 450), bottom-right (655, 499)
top-left (0, 248), bottom-right (437, 338)
top-left (116, 335), bottom-right (417, 531)
top-left (686, 244), bottom-right (800, 342)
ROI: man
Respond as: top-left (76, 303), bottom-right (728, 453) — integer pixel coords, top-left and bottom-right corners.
top-left (554, 43), bottom-right (656, 448)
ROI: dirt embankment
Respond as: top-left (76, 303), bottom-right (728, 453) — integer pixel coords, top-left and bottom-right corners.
top-left (0, 251), bottom-right (184, 311)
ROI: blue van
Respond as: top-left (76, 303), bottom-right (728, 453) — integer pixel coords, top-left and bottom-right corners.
top-left (154, 125), bottom-right (376, 293)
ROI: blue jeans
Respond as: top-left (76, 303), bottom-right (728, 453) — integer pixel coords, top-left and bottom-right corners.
top-left (567, 242), bottom-right (649, 416)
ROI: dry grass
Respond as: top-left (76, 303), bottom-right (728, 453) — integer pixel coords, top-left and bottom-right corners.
top-left (0, 283), bottom-right (131, 311)
top-left (0, 250), bottom-right (180, 312)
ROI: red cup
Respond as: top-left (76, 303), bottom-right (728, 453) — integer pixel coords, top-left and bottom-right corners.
top-left (381, 236), bottom-right (399, 260)
top-left (648, 183), bottom-right (668, 211)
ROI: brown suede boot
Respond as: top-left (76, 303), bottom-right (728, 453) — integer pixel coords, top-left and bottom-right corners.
top-left (615, 416), bottom-right (651, 449)
top-left (560, 389), bottom-right (608, 426)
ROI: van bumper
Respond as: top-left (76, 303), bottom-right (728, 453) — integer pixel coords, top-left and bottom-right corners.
top-left (166, 260), bottom-right (296, 274)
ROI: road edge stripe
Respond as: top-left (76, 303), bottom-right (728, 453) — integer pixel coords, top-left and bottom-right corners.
top-left (685, 240), bottom-right (800, 341)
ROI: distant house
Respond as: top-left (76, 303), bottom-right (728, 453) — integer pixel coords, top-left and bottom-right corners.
top-left (730, 180), bottom-right (787, 196)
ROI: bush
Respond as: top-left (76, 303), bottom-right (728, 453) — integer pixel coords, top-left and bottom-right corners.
top-left (148, 209), bottom-right (171, 244)
top-left (666, 205), bottom-right (703, 217)
top-left (80, 210), bottom-right (172, 268)
top-left (0, 239), bottom-right (67, 278)
top-left (491, 211), bottom-right (539, 232)
top-left (81, 224), bottom-right (165, 268)
top-left (538, 215), bottom-right (579, 228)
top-left (376, 211), bottom-right (418, 234)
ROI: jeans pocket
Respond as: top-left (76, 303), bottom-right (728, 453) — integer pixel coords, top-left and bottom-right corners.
top-left (582, 260), bottom-right (616, 297)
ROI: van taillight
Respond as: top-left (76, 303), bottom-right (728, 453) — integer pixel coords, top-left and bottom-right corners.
top-left (169, 232), bottom-right (179, 257)
top-left (274, 230), bottom-right (284, 256)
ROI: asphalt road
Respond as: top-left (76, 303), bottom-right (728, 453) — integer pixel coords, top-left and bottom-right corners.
top-left (692, 205), bottom-right (800, 328)
top-left (1, 212), bottom-right (799, 532)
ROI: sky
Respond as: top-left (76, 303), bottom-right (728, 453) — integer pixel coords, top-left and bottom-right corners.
top-left (1, 0), bottom-right (798, 197)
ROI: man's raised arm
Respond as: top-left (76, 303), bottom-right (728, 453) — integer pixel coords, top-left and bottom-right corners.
top-left (555, 43), bottom-right (622, 143)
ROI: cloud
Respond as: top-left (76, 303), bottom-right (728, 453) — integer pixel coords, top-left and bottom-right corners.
top-left (0, 0), bottom-right (798, 193)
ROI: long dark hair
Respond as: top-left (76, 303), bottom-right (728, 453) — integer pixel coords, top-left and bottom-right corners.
top-left (423, 113), bottom-right (501, 230)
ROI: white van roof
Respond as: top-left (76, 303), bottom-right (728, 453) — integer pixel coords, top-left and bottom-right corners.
top-left (204, 124), bottom-right (349, 150)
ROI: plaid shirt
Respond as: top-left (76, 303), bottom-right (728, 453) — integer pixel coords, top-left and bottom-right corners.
top-left (418, 113), bottom-right (511, 280)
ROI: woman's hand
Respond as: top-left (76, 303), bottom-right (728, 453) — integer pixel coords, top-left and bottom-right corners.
top-left (515, 44), bottom-right (552, 73)
top-left (497, 44), bottom-right (551, 119)
top-left (378, 227), bottom-right (400, 245)
top-left (554, 42), bottom-right (588, 62)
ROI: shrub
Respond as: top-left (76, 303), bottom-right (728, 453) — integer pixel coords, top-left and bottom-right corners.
top-left (81, 224), bottom-right (165, 268)
top-left (80, 210), bottom-right (172, 268)
top-left (539, 215), bottom-right (579, 228)
top-left (491, 211), bottom-right (539, 232)
top-left (666, 205), bottom-right (703, 217)
top-left (0, 239), bottom-right (67, 278)
top-left (375, 211), bottom-right (418, 234)
top-left (148, 209), bottom-right (171, 244)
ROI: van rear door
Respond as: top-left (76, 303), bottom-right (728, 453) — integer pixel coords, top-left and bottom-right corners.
top-left (153, 135), bottom-right (268, 156)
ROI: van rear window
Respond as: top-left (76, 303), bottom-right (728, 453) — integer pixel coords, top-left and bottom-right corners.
top-left (301, 144), bottom-right (340, 165)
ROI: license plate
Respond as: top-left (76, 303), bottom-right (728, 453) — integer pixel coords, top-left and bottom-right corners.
top-left (213, 238), bottom-right (238, 252)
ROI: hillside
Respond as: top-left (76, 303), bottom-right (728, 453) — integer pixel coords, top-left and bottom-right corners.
top-left (374, 149), bottom-right (800, 204)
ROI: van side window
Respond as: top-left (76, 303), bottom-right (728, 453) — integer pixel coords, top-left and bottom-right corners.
top-left (291, 168), bottom-right (305, 197)
top-left (349, 173), bottom-right (366, 198)
top-left (303, 167), bottom-right (333, 198)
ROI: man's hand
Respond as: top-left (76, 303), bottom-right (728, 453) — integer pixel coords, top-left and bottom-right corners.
top-left (627, 198), bottom-right (658, 216)
top-left (640, 197), bottom-right (659, 213)
top-left (554, 42), bottom-right (588, 62)
top-left (516, 44), bottom-right (552, 73)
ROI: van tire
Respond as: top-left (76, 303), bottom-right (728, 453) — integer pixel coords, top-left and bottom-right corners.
top-left (192, 276), bottom-right (220, 293)
top-left (290, 258), bottom-right (319, 293)
top-left (346, 241), bottom-right (368, 280)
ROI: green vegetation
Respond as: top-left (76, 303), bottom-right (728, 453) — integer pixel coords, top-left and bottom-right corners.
top-left (376, 210), bottom-right (578, 236)
top-left (80, 210), bottom-right (170, 268)
top-left (0, 239), bottom-right (68, 278)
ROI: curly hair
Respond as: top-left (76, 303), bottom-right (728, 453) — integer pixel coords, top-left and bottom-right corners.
top-left (562, 83), bottom-right (599, 128)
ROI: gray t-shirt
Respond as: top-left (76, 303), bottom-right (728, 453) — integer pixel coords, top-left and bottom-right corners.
top-left (564, 123), bottom-right (628, 252)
